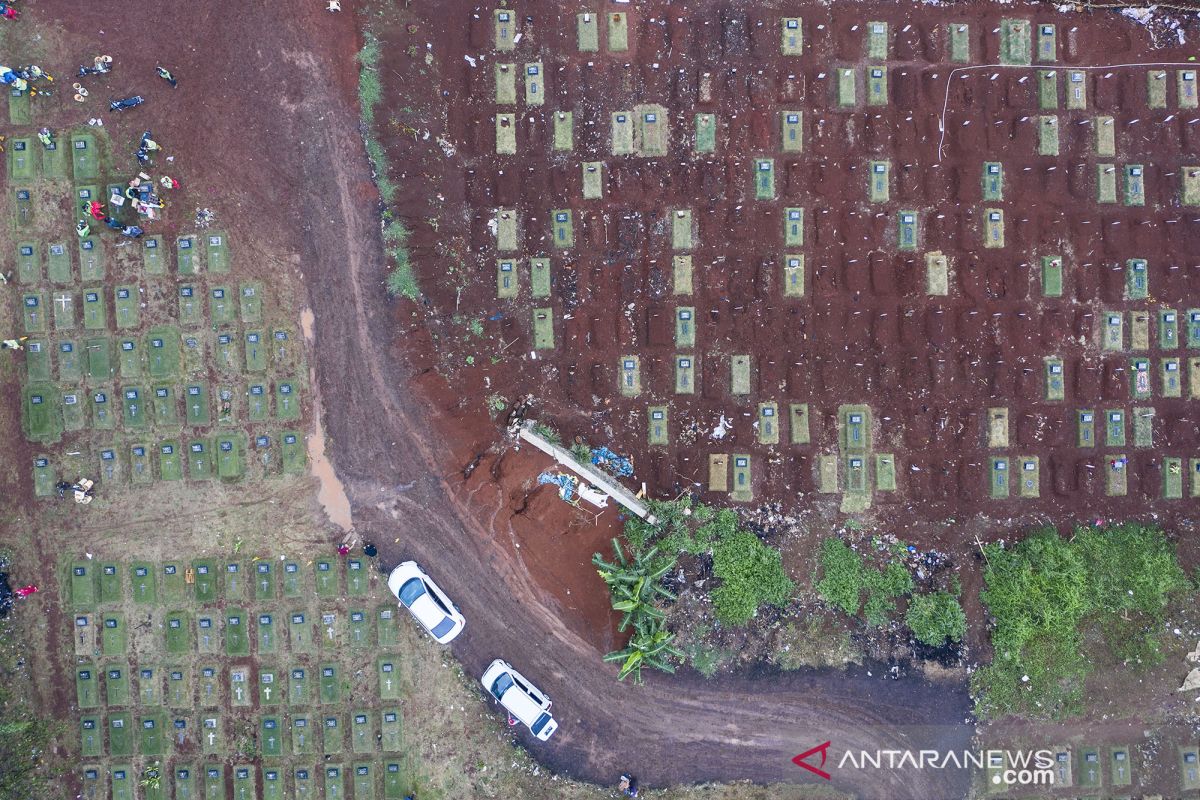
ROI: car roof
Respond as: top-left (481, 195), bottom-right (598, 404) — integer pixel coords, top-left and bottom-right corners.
top-left (407, 592), bottom-right (450, 632)
top-left (497, 681), bottom-right (546, 726)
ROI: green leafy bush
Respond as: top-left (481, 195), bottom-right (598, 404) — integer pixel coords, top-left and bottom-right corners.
top-left (905, 591), bottom-right (967, 646)
top-left (815, 539), bottom-right (865, 615)
top-left (973, 523), bottom-right (1190, 720)
top-left (711, 530), bottom-right (795, 625)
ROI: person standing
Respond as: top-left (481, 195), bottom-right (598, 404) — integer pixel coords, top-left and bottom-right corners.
top-left (156, 65), bottom-right (177, 87)
top-left (76, 219), bottom-right (90, 238)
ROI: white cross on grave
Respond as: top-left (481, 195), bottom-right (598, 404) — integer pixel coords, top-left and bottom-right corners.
top-left (234, 686), bottom-right (243, 701)
top-left (263, 686), bottom-right (271, 700)
top-left (261, 579), bottom-right (269, 591)
top-left (207, 731), bottom-right (216, 746)
top-left (268, 736), bottom-right (276, 749)
top-left (299, 732), bottom-right (306, 747)
top-left (385, 678), bottom-right (393, 692)
top-left (326, 626), bottom-right (334, 640)
top-left (56, 294), bottom-right (72, 311)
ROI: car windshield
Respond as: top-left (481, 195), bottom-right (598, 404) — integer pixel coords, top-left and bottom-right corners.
top-left (430, 616), bottom-right (456, 639)
top-left (531, 712), bottom-right (553, 735)
top-left (490, 672), bottom-right (514, 701)
top-left (397, 578), bottom-right (426, 607)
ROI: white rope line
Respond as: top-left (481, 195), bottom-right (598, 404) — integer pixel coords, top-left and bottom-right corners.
top-left (937, 61), bottom-right (1200, 161)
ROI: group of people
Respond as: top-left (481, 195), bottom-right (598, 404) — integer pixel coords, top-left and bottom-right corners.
top-left (73, 168), bottom-right (179, 239)
top-left (0, 62), bottom-right (52, 94)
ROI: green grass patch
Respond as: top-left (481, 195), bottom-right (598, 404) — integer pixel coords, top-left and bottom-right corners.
top-left (553, 110), bottom-right (573, 151)
top-left (79, 237), bottom-right (104, 282)
top-left (346, 559), bottom-right (368, 596)
top-left (109, 712), bottom-right (133, 756)
top-left (275, 379), bottom-right (301, 420)
top-left (146, 327), bottom-right (181, 378)
top-left (694, 114), bottom-right (716, 153)
top-left (23, 383), bottom-right (62, 443)
top-left (16, 241), bottom-right (40, 284)
top-left (165, 611), bottom-right (191, 654)
top-left (973, 524), bottom-right (1190, 720)
top-left (314, 560), bottom-right (338, 597)
top-left (76, 662), bottom-right (99, 707)
top-left (105, 663), bottom-right (130, 705)
top-left (70, 134), bottom-right (99, 179)
top-left (378, 657), bottom-right (401, 701)
top-left (816, 538), bottom-right (913, 627)
top-left (177, 235), bottom-right (201, 275)
top-left (158, 440), bottom-right (183, 481)
top-left (224, 608), bottom-right (249, 655)
top-left (282, 431), bottom-right (305, 474)
top-left (131, 562), bottom-right (157, 603)
top-left (101, 612), bottom-right (127, 655)
top-left (244, 330), bottom-right (267, 371)
top-left (7, 137), bottom-right (37, 179)
top-left (319, 663), bottom-right (341, 704)
top-left (348, 609), bottom-right (370, 648)
top-left (21, 291), bottom-right (47, 333)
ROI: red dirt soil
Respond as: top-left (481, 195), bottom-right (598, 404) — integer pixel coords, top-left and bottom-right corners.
top-left (377, 0), bottom-right (1200, 537)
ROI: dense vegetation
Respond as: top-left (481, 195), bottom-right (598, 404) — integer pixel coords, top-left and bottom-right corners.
top-left (595, 500), bottom-right (795, 681)
top-left (905, 590), bottom-right (967, 647)
top-left (816, 538), bottom-right (921, 627)
top-left (972, 523), bottom-right (1191, 720)
top-left (623, 500), bottom-right (794, 625)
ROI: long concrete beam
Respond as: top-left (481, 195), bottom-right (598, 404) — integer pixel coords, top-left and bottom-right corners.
top-left (518, 423), bottom-right (657, 524)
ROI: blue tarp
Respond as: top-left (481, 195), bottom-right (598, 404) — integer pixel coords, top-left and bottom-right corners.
top-left (537, 471), bottom-right (577, 501)
top-left (591, 446), bottom-right (633, 478)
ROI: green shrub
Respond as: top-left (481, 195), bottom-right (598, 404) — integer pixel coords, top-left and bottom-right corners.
top-left (815, 539), bottom-right (865, 616)
top-left (974, 523), bottom-right (1190, 720)
top-left (711, 530), bottom-right (795, 625)
top-left (569, 442), bottom-right (591, 464)
top-left (905, 591), bottom-right (967, 646)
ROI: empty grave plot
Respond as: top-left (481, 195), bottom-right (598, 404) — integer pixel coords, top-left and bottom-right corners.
top-left (395, 0), bottom-right (1200, 526)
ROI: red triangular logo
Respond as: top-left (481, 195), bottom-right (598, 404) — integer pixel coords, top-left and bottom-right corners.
top-left (793, 741), bottom-right (832, 780)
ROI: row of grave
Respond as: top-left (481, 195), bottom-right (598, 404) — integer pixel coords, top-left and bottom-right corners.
top-left (75, 656), bottom-right (405, 709)
top-left (700, 449), bottom-right (1200, 503)
top-left (10, 222), bottom-right (233, 279)
top-left (31, 431), bottom-right (307, 491)
top-left (490, 102), bottom-right (1200, 170)
top-left (490, 230), bottom-right (1199, 302)
top-left (17, 329), bottom-right (299, 383)
top-left (24, 376), bottom-right (302, 431)
top-left (981, 743), bottom-right (1200, 794)
top-left (77, 710), bottom-right (407, 759)
top-left (494, 10), bottom-right (1192, 75)
top-left (605, 353), bottom-right (1200, 401)
top-left (75, 608), bottom-right (387, 659)
top-left (14, 281), bottom-right (267, 329)
top-left (491, 213), bottom-right (1195, 279)
top-left (65, 558), bottom-right (378, 607)
top-left (486, 64), bottom-right (1199, 122)
top-left (77, 761), bottom-right (414, 800)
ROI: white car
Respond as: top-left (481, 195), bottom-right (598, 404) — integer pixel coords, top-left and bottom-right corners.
top-left (387, 561), bottom-right (465, 644)
top-left (481, 659), bottom-right (558, 741)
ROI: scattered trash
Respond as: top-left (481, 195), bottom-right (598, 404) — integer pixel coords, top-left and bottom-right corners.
top-left (195, 207), bottom-right (216, 228)
top-left (591, 446), bottom-right (633, 478)
top-left (538, 471), bottom-right (578, 502)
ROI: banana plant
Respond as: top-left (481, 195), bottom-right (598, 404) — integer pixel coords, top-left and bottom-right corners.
top-left (592, 539), bottom-right (677, 632)
top-left (603, 622), bottom-right (685, 683)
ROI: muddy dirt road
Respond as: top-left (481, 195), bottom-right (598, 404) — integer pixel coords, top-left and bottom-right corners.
top-left (19, 1), bottom-right (972, 797)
